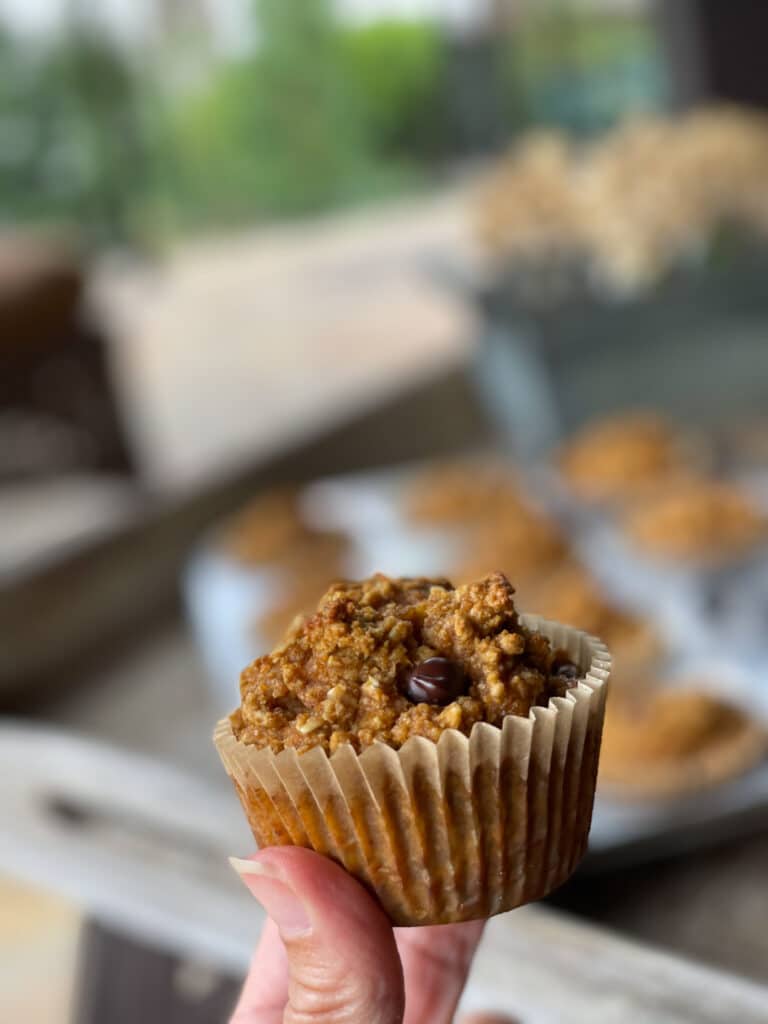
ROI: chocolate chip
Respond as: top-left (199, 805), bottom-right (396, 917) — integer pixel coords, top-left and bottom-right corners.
top-left (406, 657), bottom-right (467, 705)
top-left (552, 656), bottom-right (580, 687)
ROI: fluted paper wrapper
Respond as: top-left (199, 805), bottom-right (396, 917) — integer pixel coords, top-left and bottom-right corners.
top-left (215, 615), bottom-right (610, 925)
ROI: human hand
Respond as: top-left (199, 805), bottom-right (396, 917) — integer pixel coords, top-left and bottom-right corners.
top-left (230, 847), bottom-right (516, 1024)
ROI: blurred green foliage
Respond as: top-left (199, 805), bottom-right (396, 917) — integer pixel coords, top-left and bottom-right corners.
top-left (170, 0), bottom-right (374, 223)
top-left (339, 20), bottom-right (449, 161)
top-left (0, 19), bottom-right (159, 243)
top-left (0, 2), bottom-right (661, 245)
top-left (169, 4), bottom-right (452, 226)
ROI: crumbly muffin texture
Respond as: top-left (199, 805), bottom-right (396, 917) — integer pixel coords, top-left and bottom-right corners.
top-left (233, 572), bottom-right (569, 755)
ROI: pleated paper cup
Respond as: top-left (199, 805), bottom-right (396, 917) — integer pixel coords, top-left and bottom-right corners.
top-left (214, 615), bottom-right (610, 926)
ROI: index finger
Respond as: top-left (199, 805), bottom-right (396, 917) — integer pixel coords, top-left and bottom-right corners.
top-left (396, 919), bottom-right (486, 1024)
top-left (231, 919), bottom-right (288, 1024)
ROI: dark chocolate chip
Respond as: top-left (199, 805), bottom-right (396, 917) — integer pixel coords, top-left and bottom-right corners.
top-left (406, 656), bottom-right (467, 706)
top-left (552, 657), bottom-right (580, 687)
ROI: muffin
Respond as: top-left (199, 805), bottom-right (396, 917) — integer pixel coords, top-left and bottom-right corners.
top-left (622, 479), bottom-right (766, 562)
top-left (524, 563), bottom-right (659, 685)
top-left (557, 413), bottom-right (690, 503)
top-left (223, 489), bottom-right (306, 564)
top-left (224, 488), bottom-right (350, 648)
top-left (223, 488), bottom-right (348, 572)
top-left (215, 572), bottom-right (610, 925)
top-left (456, 512), bottom-right (571, 587)
top-left (255, 571), bottom-right (338, 647)
top-left (407, 460), bottom-right (529, 526)
top-left (600, 687), bottom-right (766, 798)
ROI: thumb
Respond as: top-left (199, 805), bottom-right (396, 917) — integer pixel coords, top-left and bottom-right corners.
top-left (231, 847), bottom-right (404, 1024)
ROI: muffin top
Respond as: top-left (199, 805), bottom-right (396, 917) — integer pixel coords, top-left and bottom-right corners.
top-left (599, 688), bottom-right (765, 796)
top-left (223, 489), bottom-right (348, 570)
top-left (407, 460), bottom-right (528, 526)
top-left (526, 563), bottom-right (656, 667)
top-left (233, 572), bottom-right (577, 755)
top-left (457, 511), bottom-right (570, 585)
top-left (558, 413), bottom-right (685, 502)
top-left (623, 479), bottom-right (765, 561)
top-left (602, 690), bottom-right (745, 764)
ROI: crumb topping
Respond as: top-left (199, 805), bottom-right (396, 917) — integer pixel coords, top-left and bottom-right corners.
top-left (233, 572), bottom-right (570, 754)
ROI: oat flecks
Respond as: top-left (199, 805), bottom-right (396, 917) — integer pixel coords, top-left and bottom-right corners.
top-left (234, 572), bottom-right (566, 755)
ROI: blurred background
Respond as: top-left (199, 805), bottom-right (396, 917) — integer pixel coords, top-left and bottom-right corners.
top-left (3, 1), bottom-right (768, 1021)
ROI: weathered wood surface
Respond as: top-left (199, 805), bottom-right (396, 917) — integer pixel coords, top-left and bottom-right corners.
top-left (2, 721), bottom-right (767, 1022)
top-left (466, 908), bottom-right (768, 1024)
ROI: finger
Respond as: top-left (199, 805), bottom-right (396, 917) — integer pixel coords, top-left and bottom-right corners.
top-left (396, 919), bottom-right (485, 1024)
top-left (231, 848), bottom-right (404, 1024)
top-left (231, 919), bottom-right (288, 1023)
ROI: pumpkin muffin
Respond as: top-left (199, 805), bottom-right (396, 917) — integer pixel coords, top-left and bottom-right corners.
top-left (525, 563), bottom-right (659, 684)
top-left (622, 479), bottom-right (766, 562)
top-left (215, 572), bottom-right (610, 926)
top-left (600, 688), bottom-right (766, 798)
top-left (224, 489), bottom-right (350, 647)
top-left (407, 460), bottom-right (529, 526)
top-left (557, 413), bottom-right (690, 503)
top-left (223, 489), bottom-right (348, 572)
top-left (456, 512), bottom-right (571, 586)
top-left (236, 573), bottom-right (575, 756)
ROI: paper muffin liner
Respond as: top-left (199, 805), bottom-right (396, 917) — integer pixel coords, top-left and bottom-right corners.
top-left (214, 615), bottom-right (610, 926)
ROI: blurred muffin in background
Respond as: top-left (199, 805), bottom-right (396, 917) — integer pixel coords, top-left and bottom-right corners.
top-left (525, 563), bottom-right (658, 684)
top-left (557, 412), bottom-right (692, 503)
top-left (456, 510), bottom-right (570, 587)
top-left (223, 488), bottom-right (351, 649)
top-left (224, 489), bottom-right (304, 564)
top-left (600, 687), bottom-right (766, 798)
top-left (407, 458), bottom-right (528, 526)
top-left (223, 488), bottom-right (348, 573)
top-left (255, 572), bottom-right (336, 647)
top-left (623, 479), bottom-right (766, 562)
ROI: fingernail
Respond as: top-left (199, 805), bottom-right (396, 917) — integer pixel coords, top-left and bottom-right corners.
top-left (229, 857), bottom-right (312, 939)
